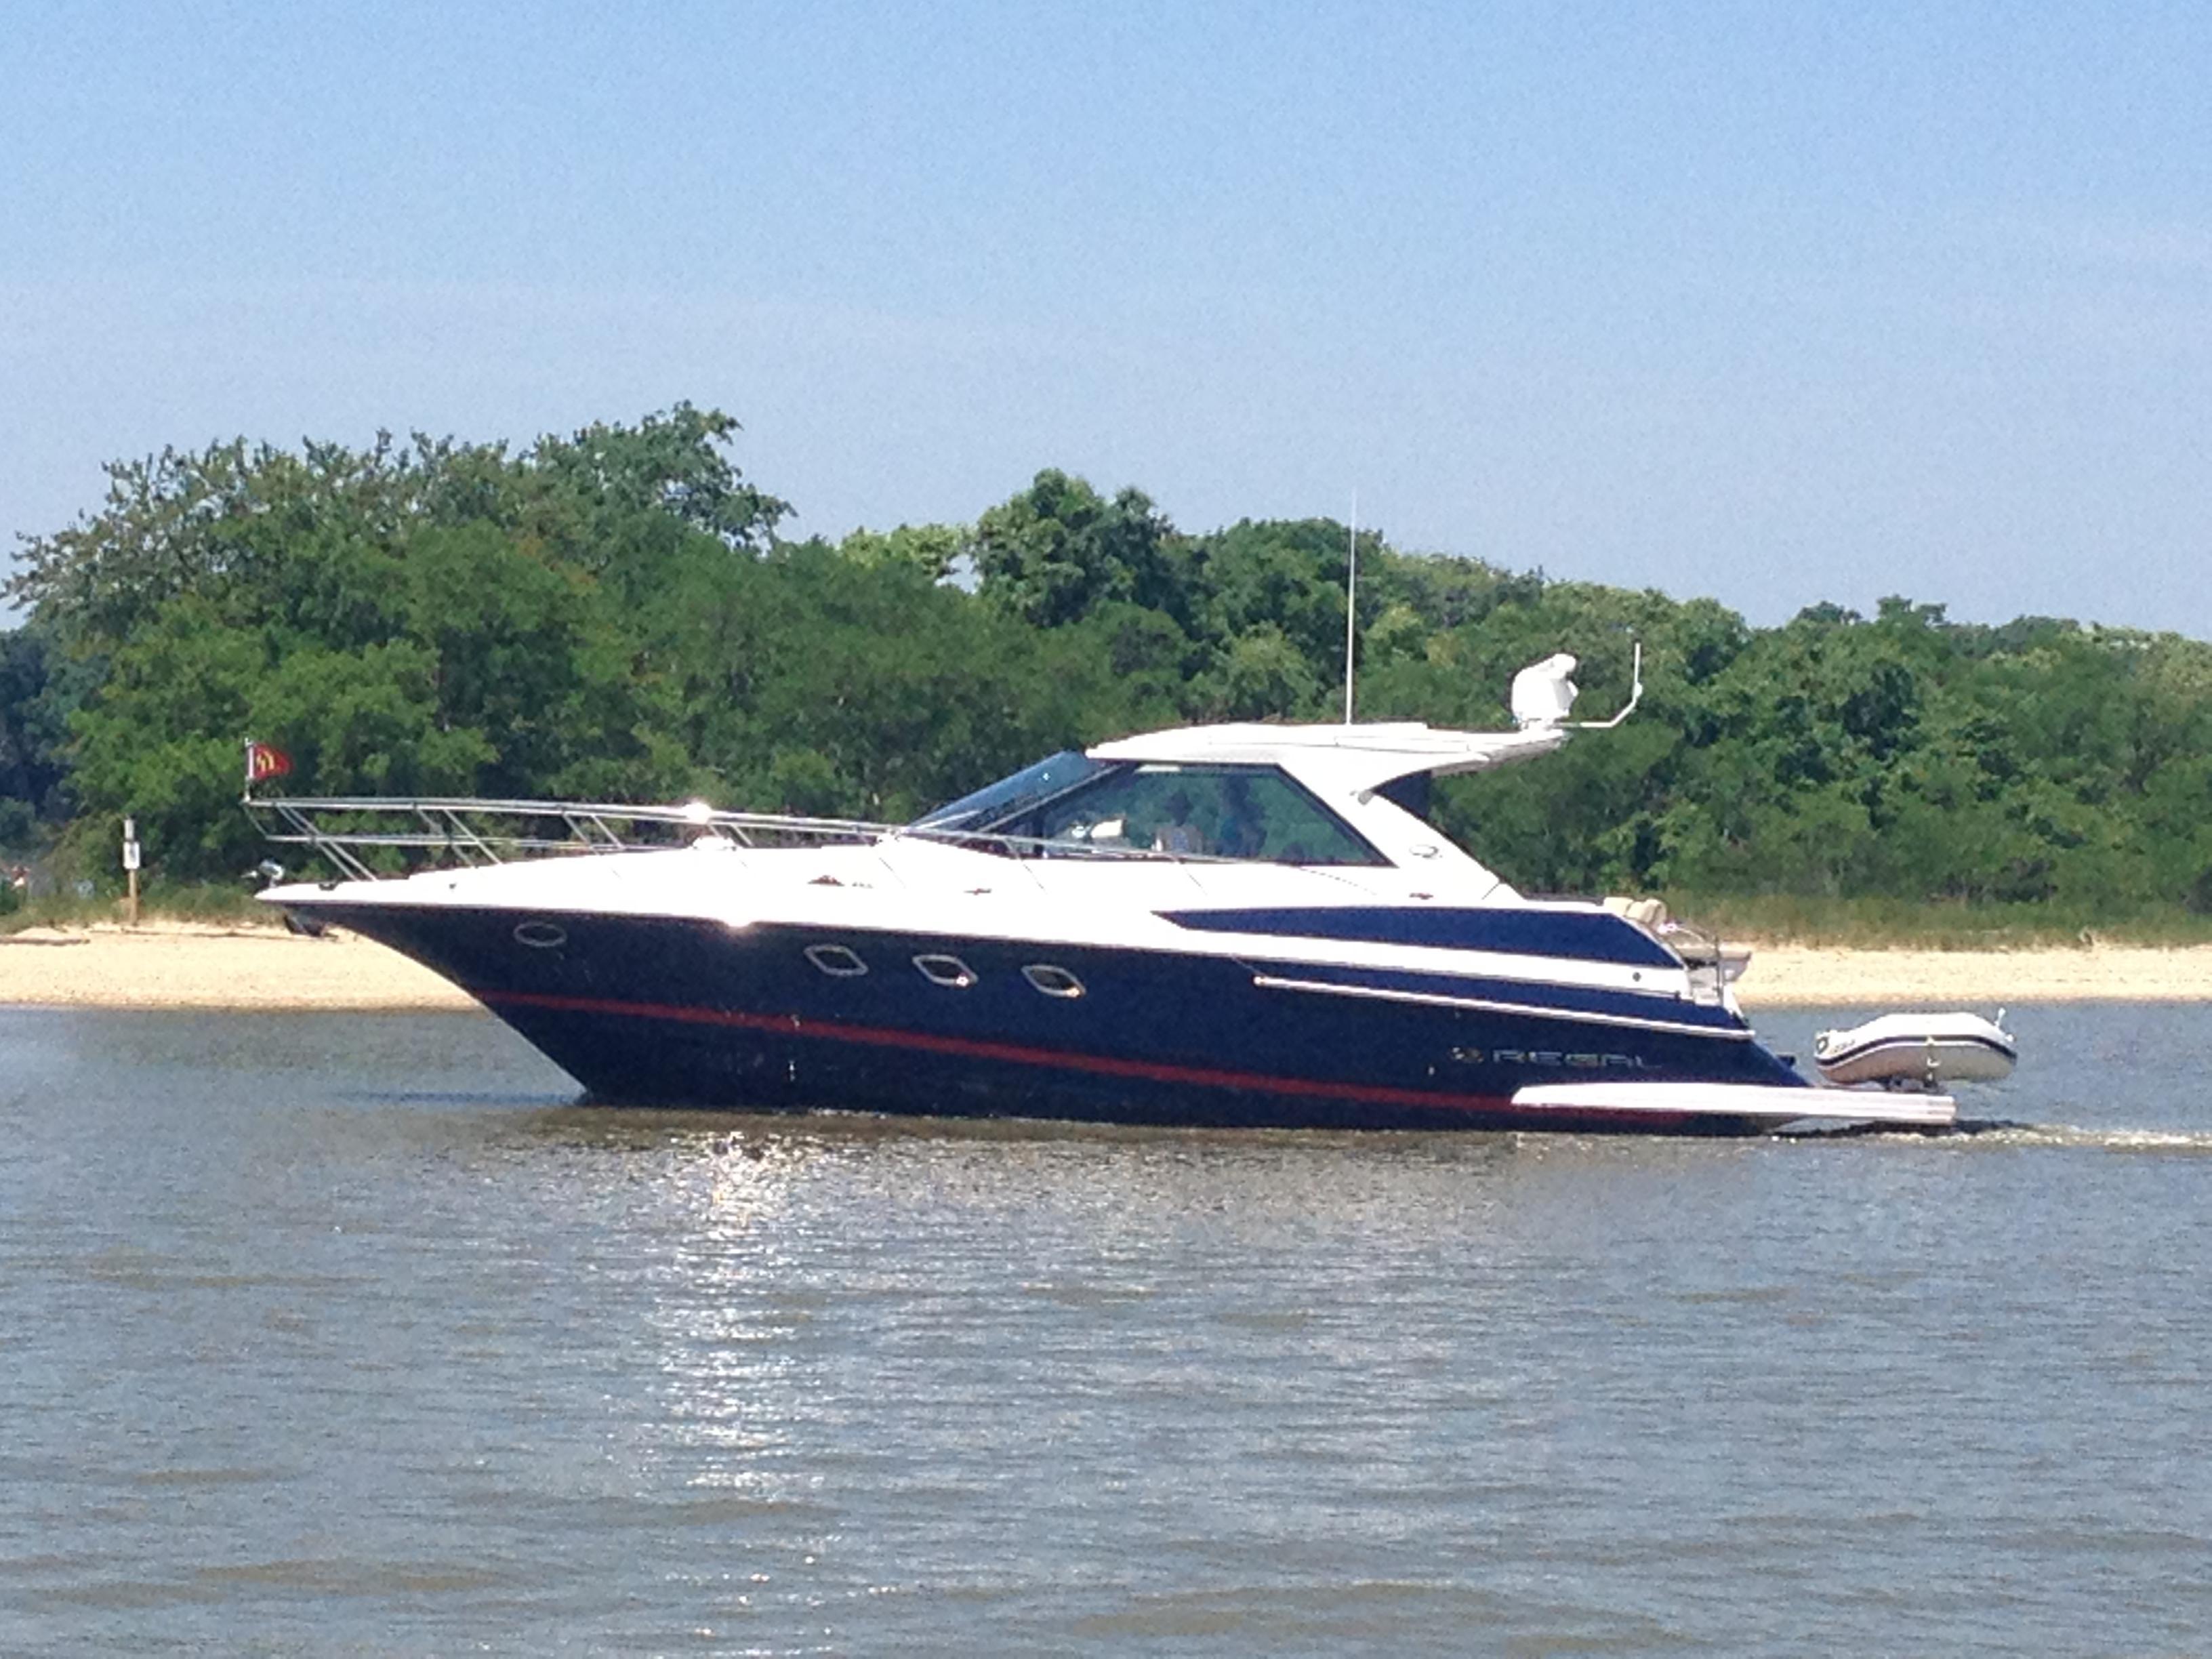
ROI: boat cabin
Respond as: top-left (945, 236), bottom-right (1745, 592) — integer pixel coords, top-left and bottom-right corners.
top-left (909, 652), bottom-right (1609, 901)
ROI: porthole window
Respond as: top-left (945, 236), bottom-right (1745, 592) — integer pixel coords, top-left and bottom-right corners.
top-left (1022, 964), bottom-right (1086, 999)
top-left (914, 954), bottom-right (977, 989)
top-left (514, 920), bottom-right (567, 949)
top-left (804, 943), bottom-right (869, 978)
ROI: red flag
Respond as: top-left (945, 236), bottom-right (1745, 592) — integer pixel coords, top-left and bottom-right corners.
top-left (245, 741), bottom-right (292, 784)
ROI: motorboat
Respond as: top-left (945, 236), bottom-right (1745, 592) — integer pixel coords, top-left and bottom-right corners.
top-left (251, 653), bottom-right (1984, 1134)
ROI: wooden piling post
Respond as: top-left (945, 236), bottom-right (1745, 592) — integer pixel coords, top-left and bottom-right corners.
top-left (122, 816), bottom-right (141, 928)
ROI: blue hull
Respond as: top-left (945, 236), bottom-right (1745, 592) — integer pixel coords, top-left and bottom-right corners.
top-left (310, 904), bottom-right (1805, 1134)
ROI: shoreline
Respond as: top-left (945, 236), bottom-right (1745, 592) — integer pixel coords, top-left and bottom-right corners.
top-left (2, 921), bottom-right (2207, 1012)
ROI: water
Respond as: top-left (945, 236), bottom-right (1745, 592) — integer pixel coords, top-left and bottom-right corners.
top-left (3, 1002), bottom-right (2209, 1655)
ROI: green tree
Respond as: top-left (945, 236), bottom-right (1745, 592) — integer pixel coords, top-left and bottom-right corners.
top-left (834, 523), bottom-right (964, 581)
top-left (12, 409), bottom-right (783, 876)
top-left (972, 470), bottom-right (1185, 629)
top-left (0, 623), bottom-right (75, 834)
top-left (1181, 518), bottom-right (1359, 684)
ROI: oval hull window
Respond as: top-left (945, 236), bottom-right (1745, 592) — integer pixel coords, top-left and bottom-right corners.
top-left (514, 920), bottom-right (568, 949)
top-left (914, 954), bottom-right (977, 989)
top-left (804, 943), bottom-right (869, 978)
top-left (1022, 964), bottom-right (1085, 999)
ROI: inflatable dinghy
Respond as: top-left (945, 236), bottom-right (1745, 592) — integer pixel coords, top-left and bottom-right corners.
top-left (1813, 1012), bottom-right (2017, 1090)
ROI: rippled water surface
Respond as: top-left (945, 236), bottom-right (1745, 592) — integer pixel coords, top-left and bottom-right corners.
top-left (4, 1002), bottom-right (2210, 1654)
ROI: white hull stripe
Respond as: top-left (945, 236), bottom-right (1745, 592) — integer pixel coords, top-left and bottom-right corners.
top-left (1249, 973), bottom-right (1754, 1040)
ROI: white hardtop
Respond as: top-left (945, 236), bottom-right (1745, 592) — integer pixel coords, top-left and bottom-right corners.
top-left (1086, 650), bottom-right (1626, 800)
top-left (1088, 719), bottom-right (1568, 798)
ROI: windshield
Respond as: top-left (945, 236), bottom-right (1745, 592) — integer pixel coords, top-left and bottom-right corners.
top-left (922, 760), bottom-right (1386, 865)
top-left (910, 751), bottom-right (1113, 832)
top-left (1020, 763), bottom-right (1385, 864)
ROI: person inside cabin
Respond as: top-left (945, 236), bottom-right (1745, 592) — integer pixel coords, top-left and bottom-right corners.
top-left (1214, 774), bottom-right (1265, 859)
top-left (1151, 788), bottom-right (1204, 857)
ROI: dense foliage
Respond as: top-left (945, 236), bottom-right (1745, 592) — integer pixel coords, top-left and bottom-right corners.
top-left (6, 406), bottom-right (2210, 922)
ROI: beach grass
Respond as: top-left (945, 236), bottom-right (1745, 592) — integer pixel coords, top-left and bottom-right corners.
top-left (1, 880), bottom-right (272, 935)
top-left (1662, 893), bottom-right (2212, 951)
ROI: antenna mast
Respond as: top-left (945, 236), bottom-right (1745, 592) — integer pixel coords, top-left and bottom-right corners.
top-left (1343, 492), bottom-right (1358, 724)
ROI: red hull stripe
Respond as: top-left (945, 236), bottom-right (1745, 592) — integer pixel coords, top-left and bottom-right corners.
top-left (480, 988), bottom-right (1708, 1126)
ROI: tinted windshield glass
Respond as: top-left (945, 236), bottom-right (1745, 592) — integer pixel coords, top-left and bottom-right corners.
top-left (912, 751), bottom-right (1112, 831)
top-left (998, 764), bottom-right (1385, 865)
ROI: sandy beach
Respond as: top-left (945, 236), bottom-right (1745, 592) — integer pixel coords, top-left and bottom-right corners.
top-left (0, 924), bottom-right (478, 1012)
top-left (3, 920), bottom-right (2207, 1012)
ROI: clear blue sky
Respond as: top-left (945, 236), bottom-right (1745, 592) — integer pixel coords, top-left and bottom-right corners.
top-left (5, 2), bottom-right (2207, 636)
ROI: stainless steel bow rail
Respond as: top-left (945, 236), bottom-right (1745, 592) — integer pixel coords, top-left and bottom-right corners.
top-left (242, 794), bottom-right (1272, 883)
top-left (243, 794), bottom-right (906, 883)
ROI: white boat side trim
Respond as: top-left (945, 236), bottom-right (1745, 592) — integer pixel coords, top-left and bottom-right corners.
top-left (1156, 929), bottom-right (1685, 998)
top-left (1252, 974), bottom-right (1749, 1039)
top-left (1512, 1081), bottom-right (1957, 1128)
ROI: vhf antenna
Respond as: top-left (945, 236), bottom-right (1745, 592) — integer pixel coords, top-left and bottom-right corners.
top-left (1343, 491), bottom-right (1358, 724)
